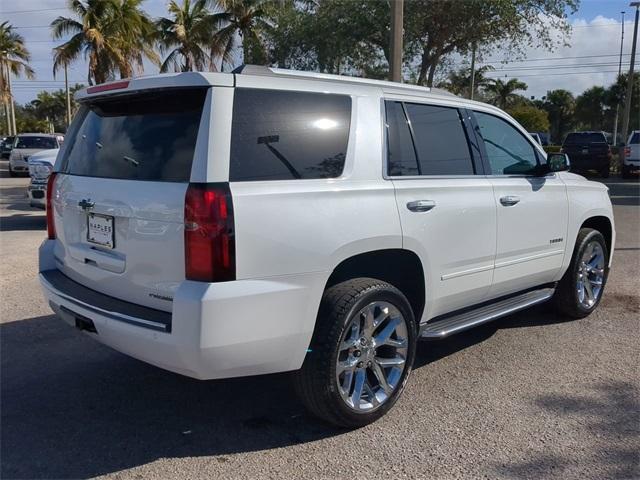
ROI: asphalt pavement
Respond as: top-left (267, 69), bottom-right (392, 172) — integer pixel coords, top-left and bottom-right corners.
top-left (1, 160), bottom-right (638, 480)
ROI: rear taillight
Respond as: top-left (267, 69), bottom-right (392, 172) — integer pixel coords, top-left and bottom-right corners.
top-left (625, 147), bottom-right (631, 158)
top-left (46, 172), bottom-right (57, 239)
top-left (184, 183), bottom-right (235, 282)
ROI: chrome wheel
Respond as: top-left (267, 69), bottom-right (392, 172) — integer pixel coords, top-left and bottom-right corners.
top-left (577, 240), bottom-right (605, 309)
top-left (335, 301), bottom-right (409, 412)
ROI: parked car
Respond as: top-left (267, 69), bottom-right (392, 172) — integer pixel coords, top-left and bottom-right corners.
top-left (622, 130), bottom-right (640, 179)
top-left (28, 148), bottom-right (59, 208)
top-left (8, 133), bottom-right (63, 177)
top-left (1, 135), bottom-right (15, 159)
top-left (528, 132), bottom-right (542, 145)
top-left (39, 68), bottom-right (614, 427)
top-left (561, 131), bottom-right (612, 178)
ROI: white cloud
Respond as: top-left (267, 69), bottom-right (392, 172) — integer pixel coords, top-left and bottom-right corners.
top-left (478, 15), bottom-right (634, 99)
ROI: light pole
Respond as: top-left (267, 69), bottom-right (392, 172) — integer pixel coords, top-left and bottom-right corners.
top-left (613, 11), bottom-right (625, 145)
top-left (389, 0), bottom-right (404, 83)
top-left (621, 2), bottom-right (639, 148)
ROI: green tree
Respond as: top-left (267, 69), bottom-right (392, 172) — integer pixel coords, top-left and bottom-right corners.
top-left (28, 85), bottom-right (84, 132)
top-left (542, 89), bottom-right (575, 144)
top-left (604, 72), bottom-right (639, 142)
top-left (211, 0), bottom-right (275, 67)
top-left (0, 22), bottom-right (34, 134)
top-left (438, 65), bottom-right (494, 98)
top-left (484, 78), bottom-right (528, 110)
top-left (156, 0), bottom-right (217, 72)
top-left (404, 0), bottom-right (578, 86)
top-left (507, 105), bottom-right (550, 132)
top-left (51, 0), bottom-right (157, 85)
top-left (574, 86), bottom-right (606, 131)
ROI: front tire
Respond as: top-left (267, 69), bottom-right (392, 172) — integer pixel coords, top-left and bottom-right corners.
top-left (294, 278), bottom-right (417, 428)
top-left (554, 228), bottom-right (609, 318)
top-left (8, 165), bottom-right (16, 177)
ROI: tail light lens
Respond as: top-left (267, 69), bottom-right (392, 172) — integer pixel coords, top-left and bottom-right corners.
top-left (46, 172), bottom-right (57, 239)
top-left (184, 183), bottom-right (235, 282)
top-left (625, 147), bottom-right (631, 158)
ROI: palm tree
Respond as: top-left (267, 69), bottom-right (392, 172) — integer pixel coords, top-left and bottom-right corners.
top-left (0, 22), bottom-right (34, 134)
top-left (210, 0), bottom-right (275, 68)
top-left (439, 65), bottom-right (494, 98)
top-left (51, 0), bottom-right (157, 85)
top-left (484, 78), bottom-right (528, 110)
top-left (156, 0), bottom-right (216, 72)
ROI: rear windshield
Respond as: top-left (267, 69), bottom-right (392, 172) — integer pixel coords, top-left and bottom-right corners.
top-left (60, 88), bottom-right (207, 182)
top-left (630, 132), bottom-right (640, 144)
top-left (563, 133), bottom-right (606, 145)
top-left (15, 136), bottom-right (57, 149)
top-left (230, 88), bottom-right (352, 181)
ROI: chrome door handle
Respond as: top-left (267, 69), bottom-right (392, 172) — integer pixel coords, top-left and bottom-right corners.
top-left (407, 200), bottom-right (436, 212)
top-left (500, 195), bottom-right (520, 206)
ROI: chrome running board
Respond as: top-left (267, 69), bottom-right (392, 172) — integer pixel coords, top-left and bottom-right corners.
top-left (420, 287), bottom-right (555, 339)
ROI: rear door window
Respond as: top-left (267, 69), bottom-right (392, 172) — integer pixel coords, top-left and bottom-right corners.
top-left (404, 103), bottom-right (475, 175)
top-left (629, 132), bottom-right (639, 144)
top-left (230, 89), bottom-right (351, 181)
top-left (61, 88), bottom-right (207, 182)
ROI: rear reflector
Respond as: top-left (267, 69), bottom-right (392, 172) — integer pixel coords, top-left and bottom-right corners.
top-left (184, 183), bottom-right (235, 282)
top-left (86, 80), bottom-right (130, 94)
top-left (46, 172), bottom-right (57, 239)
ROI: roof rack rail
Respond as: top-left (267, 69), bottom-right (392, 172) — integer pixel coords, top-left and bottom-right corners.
top-left (231, 64), bottom-right (274, 75)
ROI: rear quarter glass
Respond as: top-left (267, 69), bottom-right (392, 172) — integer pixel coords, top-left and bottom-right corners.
top-left (60, 88), bottom-right (208, 182)
top-left (229, 88), bottom-right (352, 181)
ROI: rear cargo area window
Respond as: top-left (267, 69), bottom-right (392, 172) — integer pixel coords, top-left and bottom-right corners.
top-left (230, 89), bottom-right (351, 181)
top-left (61, 88), bottom-right (207, 182)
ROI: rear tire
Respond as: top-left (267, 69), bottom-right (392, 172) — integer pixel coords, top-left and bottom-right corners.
top-left (554, 228), bottom-right (609, 319)
top-left (621, 166), bottom-right (631, 179)
top-left (293, 278), bottom-right (417, 428)
top-left (600, 167), bottom-right (610, 178)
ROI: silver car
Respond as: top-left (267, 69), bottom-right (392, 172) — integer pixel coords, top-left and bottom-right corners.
top-left (9, 134), bottom-right (62, 177)
top-left (28, 148), bottom-right (59, 208)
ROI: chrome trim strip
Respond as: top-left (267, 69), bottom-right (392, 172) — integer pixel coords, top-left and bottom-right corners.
top-left (40, 273), bottom-right (169, 332)
top-left (441, 264), bottom-right (493, 281)
top-left (494, 249), bottom-right (564, 269)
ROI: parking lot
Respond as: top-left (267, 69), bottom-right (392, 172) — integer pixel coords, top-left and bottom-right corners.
top-left (0, 160), bottom-right (638, 480)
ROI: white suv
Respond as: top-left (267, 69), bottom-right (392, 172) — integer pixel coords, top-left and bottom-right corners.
top-left (39, 68), bottom-right (615, 427)
top-left (622, 130), bottom-right (639, 178)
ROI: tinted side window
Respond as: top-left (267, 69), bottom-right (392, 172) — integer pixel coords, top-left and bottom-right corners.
top-left (474, 111), bottom-right (539, 175)
top-left (385, 101), bottom-right (419, 176)
top-left (62, 88), bottom-right (207, 182)
top-left (404, 103), bottom-right (474, 175)
top-left (230, 89), bottom-right (351, 181)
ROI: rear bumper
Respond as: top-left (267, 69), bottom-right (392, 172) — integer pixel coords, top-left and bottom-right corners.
top-left (566, 155), bottom-right (610, 169)
top-left (39, 240), bottom-right (326, 380)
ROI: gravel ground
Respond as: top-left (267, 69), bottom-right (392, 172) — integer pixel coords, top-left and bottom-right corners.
top-left (1, 161), bottom-right (638, 480)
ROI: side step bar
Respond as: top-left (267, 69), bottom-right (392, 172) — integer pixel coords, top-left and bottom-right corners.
top-left (420, 287), bottom-right (555, 339)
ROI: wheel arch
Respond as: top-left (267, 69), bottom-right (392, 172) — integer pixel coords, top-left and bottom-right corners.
top-left (324, 248), bottom-right (426, 324)
top-left (580, 215), bottom-right (613, 262)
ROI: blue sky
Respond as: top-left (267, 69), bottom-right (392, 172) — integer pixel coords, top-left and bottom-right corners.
top-left (4, 0), bottom-right (638, 104)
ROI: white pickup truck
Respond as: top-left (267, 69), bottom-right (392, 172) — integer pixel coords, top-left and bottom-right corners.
top-left (39, 67), bottom-right (614, 427)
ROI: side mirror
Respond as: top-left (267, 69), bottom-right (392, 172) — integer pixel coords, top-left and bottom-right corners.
top-left (546, 152), bottom-right (570, 173)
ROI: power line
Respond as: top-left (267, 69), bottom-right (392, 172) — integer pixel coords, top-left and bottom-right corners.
top-left (485, 70), bottom-right (622, 78)
top-left (2, 7), bottom-right (67, 14)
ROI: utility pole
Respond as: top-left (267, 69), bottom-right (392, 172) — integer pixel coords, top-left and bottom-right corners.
top-left (613, 11), bottom-right (626, 146)
top-left (64, 63), bottom-right (71, 128)
top-left (6, 65), bottom-right (16, 135)
top-left (621, 2), bottom-right (639, 148)
top-left (469, 43), bottom-right (477, 100)
top-left (389, 0), bottom-right (404, 83)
